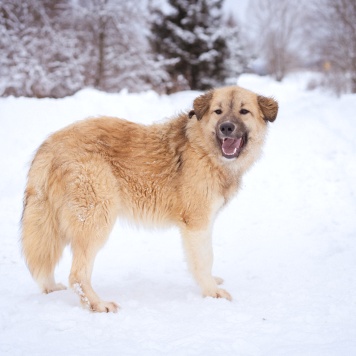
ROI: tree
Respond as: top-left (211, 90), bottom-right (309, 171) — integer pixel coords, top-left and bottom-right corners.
top-left (150, 0), bottom-right (229, 91)
top-left (0, 0), bottom-right (168, 97)
top-left (306, 0), bottom-right (356, 94)
top-left (223, 13), bottom-right (250, 85)
top-left (68, 0), bottom-right (168, 93)
top-left (247, 0), bottom-right (304, 81)
top-left (0, 0), bottom-right (86, 97)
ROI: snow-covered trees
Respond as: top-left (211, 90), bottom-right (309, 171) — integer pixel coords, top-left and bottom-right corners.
top-left (74, 0), bottom-right (167, 93)
top-left (150, 0), bottom-right (229, 91)
top-left (0, 0), bottom-right (85, 97)
top-left (223, 14), bottom-right (249, 85)
top-left (3, 0), bottom-right (355, 97)
top-left (0, 0), bottom-right (167, 97)
top-left (247, 0), bottom-right (304, 82)
top-left (0, 0), bottom-right (248, 97)
top-left (306, 0), bottom-right (356, 94)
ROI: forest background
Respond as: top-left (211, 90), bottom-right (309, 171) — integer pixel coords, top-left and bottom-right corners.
top-left (1, 0), bottom-right (355, 98)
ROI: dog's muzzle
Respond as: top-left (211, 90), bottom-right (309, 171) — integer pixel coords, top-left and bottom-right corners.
top-left (216, 121), bottom-right (248, 159)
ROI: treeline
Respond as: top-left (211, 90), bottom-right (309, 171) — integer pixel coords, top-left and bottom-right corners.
top-left (0, 0), bottom-right (248, 98)
top-left (247, 0), bottom-right (356, 95)
top-left (1, 0), bottom-right (355, 98)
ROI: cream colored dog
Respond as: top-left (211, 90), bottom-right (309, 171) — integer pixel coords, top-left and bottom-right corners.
top-left (22, 86), bottom-right (278, 312)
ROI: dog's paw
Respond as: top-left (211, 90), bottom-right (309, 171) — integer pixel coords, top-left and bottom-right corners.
top-left (214, 276), bottom-right (224, 285)
top-left (43, 283), bottom-right (67, 294)
top-left (90, 301), bottom-right (120, 313)
top-left (204, 288), bottom-right (232, 301)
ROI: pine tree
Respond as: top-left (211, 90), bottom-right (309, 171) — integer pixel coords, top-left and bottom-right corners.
top-left (150, 0), bottom-right (228, 91)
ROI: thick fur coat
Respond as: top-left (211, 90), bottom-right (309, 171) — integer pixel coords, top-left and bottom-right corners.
top-left (22, 86), bottom-right (278, 312)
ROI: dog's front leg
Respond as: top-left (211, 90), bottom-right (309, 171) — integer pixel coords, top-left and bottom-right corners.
top-left (181, 227), bottom-right (232, 301)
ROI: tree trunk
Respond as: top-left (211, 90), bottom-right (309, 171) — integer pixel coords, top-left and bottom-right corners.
top-left (95, 18), bottom-right (106, 89)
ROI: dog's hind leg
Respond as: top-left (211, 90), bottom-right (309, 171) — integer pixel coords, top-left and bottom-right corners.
top-left (67, 210), bottom-right (118, 313)
top-left (63, 165), bottom-right (119, 312)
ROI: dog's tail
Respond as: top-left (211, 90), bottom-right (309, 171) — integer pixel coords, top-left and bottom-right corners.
top-left (21, 146), bottom-right (66, 293)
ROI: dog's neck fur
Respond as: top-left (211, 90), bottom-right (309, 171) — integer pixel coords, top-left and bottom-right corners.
top-left (167, 113), bottom-right (243, 207)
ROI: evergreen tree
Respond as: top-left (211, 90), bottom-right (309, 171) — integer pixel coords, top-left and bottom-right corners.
top-left (150, 0), bottom-right (228, 91)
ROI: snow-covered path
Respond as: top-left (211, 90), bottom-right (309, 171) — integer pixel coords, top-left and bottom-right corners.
top-left (1, 74), bottom-right (355, 355)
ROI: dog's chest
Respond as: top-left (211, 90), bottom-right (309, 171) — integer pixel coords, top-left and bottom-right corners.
top-left (221, 179), bottom-right (240, 204)
top-left (210, 195), bottom-right (225, 220)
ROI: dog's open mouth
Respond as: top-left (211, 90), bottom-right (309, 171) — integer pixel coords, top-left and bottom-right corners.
top-left (220, 135), bottom-right (247, 159)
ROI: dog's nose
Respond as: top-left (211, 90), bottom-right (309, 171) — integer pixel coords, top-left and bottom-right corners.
top-left (219, 122), bottom-right (235, 136)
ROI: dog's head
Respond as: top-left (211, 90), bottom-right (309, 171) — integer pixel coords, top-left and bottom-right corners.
top-left (187, 86), bottom-right (278, 166)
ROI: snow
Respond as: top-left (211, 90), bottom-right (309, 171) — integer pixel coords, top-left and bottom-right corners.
top-left (1, 73), bottom-right (356, 355)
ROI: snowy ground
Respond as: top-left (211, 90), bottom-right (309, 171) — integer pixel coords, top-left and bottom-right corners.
top-left (0, 74), bottom-right (355, 355)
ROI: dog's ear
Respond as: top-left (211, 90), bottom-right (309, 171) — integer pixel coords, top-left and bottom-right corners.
top-left (188, 110), bottom-right (196, 119)
top-left (257, 95), bottom-right (278, 122)
top-left (191, 90), bottom-right (213, 120)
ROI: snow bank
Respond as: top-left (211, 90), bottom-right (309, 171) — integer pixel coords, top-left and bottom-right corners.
top-left (0, 74), bottom-right (355, 355)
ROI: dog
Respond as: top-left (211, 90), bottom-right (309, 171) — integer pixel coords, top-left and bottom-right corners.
top-left (21, 86), bottom-right (278, 312)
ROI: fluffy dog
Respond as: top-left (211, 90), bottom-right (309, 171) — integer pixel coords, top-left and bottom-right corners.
top-left (22, 86), bottom-right (278, 312)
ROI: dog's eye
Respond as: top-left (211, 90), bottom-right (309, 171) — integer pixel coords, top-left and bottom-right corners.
top-left (214, 109), bottom-right (222, 115)
top-left (240, 109), bottom-right (249, 115)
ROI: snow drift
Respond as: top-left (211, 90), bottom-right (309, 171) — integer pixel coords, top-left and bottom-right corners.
top-left (0, 74), bottom-right (355, 355)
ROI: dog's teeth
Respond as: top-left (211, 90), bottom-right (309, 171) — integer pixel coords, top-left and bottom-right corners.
top-left (222, 147), bottom-right (237, 156)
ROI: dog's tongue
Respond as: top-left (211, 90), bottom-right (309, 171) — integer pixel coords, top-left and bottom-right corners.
top-left (222, 137), bottom-right (242, 155)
